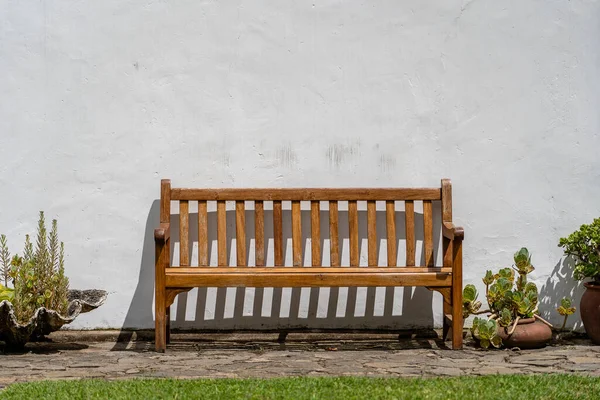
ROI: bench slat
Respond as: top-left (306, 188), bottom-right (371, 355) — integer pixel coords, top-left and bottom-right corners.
top-left (198, 201), bottom-right (208, 266)
top-left (179, 200), bottom-right (190, 266)
top-left (292, 200), bottom-right (302, 266)
top-left (217, 200), bottom-right (227, 266)
top-left (171, 188), bottom-right (441, 201)
top-left (329, 201), bottom-right (340, 267)
top-left (386, 201), bottom-right (397, 267)
top-left (165, 268), bottom-right (452, 288)
top-left (255, 201), bottom-right (265, 267)
top-left (442, 179), bottom-right (453, 267)
top-left (311, 201), bottom-right (321, 266)
top-left (367, 200), bottom-right (377, 266)
top-left (236, 201), bottom-right (246, 266)
top-left (423, 200), bottom-right (434, 267)
top-left (405, 200), bottom-right (415, 267)
top-left (349, 200), bottom-right (359, 267)
top-left (273, 200), bottom-right (283, 266)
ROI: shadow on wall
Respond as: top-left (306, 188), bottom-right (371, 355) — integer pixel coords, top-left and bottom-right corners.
top-left (538, 256), bottom-right (585, 331)
top-left (116, 200), bottom-right (445, 345)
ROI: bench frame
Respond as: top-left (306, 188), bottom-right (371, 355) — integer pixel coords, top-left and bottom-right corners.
top-left (154, 179), bottom-right (464, 352)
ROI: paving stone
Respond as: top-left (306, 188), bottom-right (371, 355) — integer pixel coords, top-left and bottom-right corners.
top-left (429, 367), bottom-right (463, 376)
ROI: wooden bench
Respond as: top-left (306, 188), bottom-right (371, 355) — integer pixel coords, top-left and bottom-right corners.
top-left (154, 179), bottom-right (464, 352)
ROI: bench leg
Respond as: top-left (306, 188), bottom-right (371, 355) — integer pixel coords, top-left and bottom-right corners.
top-left (155, 287), bottom-right (167, 353)
top-left (166, 306), bottom-right (171, 345)
top-left (451, 239), bottom-right (464, 350)
top-left (443, 302), bottom-right (451, 341)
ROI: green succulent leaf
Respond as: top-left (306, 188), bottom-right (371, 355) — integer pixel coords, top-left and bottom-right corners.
top-left (463, 285), bottom-right (478, 302)
top-left (558, 218), bottom-right (600, 281)
top-left (490, 335), bottom-right (503, 348)
top-left (495, 268), bottom-right (515, 283)
top-left (498, 308), bottom-right (513, 327)
top-left (483, 270), bottom-right (495, 286)
top-left (479, 339), bottom-right (491, 349)
top-left (0, 283), bottom-right (14, 302)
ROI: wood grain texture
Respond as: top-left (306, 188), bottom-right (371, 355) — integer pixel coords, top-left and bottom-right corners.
top-left (255, 201), bottom-right (265, 267)
top-left (311, 201), bottom-right (321, 266)
top-left (273, 200), bottom-right (283, 266)
top-left (160, 179), bottom-right (171, 223)
top-left (165, 268), bottom-right (453, 288)
top-left (386, 201), bottom-right (397, 267)
top-left (329, 201), bottom-right (339, 267)
top-left (441, 179), bottom-right (452, 222)
top-left (179, 200), bottom-right (189, 267)
top-left (348, 200), bottom-right (359, 267)
top-left (172, 188), bottom-right (441, 201)
top-left (292, 200), bottom-right (302, 267)
top-left (443, 222), bottom-right (465, 240)
top-left (405, 200), bottom-right (415, 267)
top-left (423, 200), bottom-right (434, 267)
top-left (452, 237), bottom-right (464, 349)
top-left (217, 200), bottom-right (227, 267)
top-left (198, 201), bottom-right (208, 266)
top-left (367, 200), bottom-right (377, 266)
top-left (236, 201), bottom-right (246, 266)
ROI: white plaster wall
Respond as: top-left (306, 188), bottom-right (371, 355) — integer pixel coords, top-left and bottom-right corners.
top-left (1, 0), bottom-right (599, 330)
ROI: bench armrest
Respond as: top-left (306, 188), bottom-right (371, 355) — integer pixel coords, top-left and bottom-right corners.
top-left (442, 222), bottom-right (464, 241)
top-left (154, 223), bottom-right (171, 242)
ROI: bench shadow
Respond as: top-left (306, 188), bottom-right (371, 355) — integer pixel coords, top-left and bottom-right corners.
top-left (113, 200), bottom-right (445, 351)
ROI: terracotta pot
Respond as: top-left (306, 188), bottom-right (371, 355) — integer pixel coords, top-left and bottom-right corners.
top-left (580, 282), bottom-right (600, 344)
top-left (497, 317), bottom-right (552, 349)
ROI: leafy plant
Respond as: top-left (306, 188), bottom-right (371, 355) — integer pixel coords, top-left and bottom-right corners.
top-left (1, 212), bottom-right (70, 322)
top-left (470, 317), bottom-right (502, 349)
top-left (463, 248), bottom-right (553, 348)
top-left (0, 283), bottom-right (13, 302)
top-left (1, 234), bottom-right (10, 287)
top-left (558, 218), bottom-right (600, 281)
top-left (556, 297), bottom-right (576, 331)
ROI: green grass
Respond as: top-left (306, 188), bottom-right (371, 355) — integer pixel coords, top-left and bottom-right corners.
top-left (1, 375), bottom-right (598, 400)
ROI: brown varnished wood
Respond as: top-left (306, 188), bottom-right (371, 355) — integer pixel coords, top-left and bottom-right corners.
top-left (172, 188), bottom-right (442, 201)
top-left (441, 179), bottom-right (453, 268)
top-left (217, 200), bottom-right (227, 267)
top-left (443, 222), bottom-right (465, 240)
top-left (154, 223), bottom-right (170, 242)
top-left (160, 179), bottom-right (171, 223)
top-left (165, 288), bottom-right (192, 308)
top-left (367, 200), bottom-right (377, 266)
top-left (386, 201), bottom-right (397, 267)
top-left (423, 200), bottom-right (434, 267)
top-left (170, 267), bottom-right (452, 274)
top-left (236, 201), bottom-right (246, 266)
top-left (405, 200), bottom-right (415, 267)
top-left (311, 201), bottom-right (321, 266)
top-left (329, 201), bottom-right (339, 267)
top-left (292, 200), bottom-right (302, 267)
top-left (452, 236), bottom-right (464, 349)
top-left (255, 201), bottom-right (265, 267)
top-left (155, 179), bottom-right (171, 352)
top-left (198, 201), bottom-right (208, 266)
top-left (165, 269), bottom-right (453, 288)
top-left (349, 200), bottom-right (359, 267)
top-left (179, 200), bottom-right (190, 267)
top-left (273, 200), bottom-right (283, 266)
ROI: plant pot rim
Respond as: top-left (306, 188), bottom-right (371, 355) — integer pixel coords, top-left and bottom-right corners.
top-left (515, 317), bottom-right (536, 325)
top-left (584, 282), bottom-right (600, 289)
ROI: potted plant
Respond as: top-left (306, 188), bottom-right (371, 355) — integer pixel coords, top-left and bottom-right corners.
top-left (559, 217), bottom-right (600, 343)
top-left (0, 212), bottom-right (107, 350)
top-left (463, 248), bottom-right (553, 349)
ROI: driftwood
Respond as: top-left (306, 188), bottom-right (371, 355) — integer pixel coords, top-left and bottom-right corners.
top-left (0, 289), bottom-right (107, 349)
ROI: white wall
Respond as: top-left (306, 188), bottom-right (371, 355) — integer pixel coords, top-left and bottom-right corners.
top-left (1, 0), bottom-right (599, 330)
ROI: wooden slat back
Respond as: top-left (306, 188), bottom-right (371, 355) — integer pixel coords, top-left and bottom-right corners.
top-left (167, 183), bottom-right (449, 268)
top-left (311, 201), bottom-right (321, 266)
top-left (179, 200), bottom-right (189, 266)
top-left (255, 201), bottom-right (265, 267)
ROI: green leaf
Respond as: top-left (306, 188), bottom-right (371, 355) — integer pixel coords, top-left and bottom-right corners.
top-left (496, 268), bottom-right (515, 283)
top-left (479, 339), bottom-right (491, 349)
top-left (463, 284), bottom-right (478, 302)
top-left (490, 335), bottom-right (503, 348)
top-left (561, 298), bottom-right (572, 308)
top-left (482, 270), bottom-right (495, 286)
top-left (498, 308), bottom-right (512, 327)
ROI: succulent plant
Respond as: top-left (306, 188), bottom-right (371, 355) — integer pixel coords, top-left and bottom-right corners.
top-left (559, 218), bottom-right (600, 282)
top-left (0, 283), bottom-right (13, 302)
top-left (556, 297), bottom-right (576, 331)
top-left (471, 317), bottom-right (502, 349)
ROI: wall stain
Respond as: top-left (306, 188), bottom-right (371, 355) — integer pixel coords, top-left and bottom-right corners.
top-left (326, 141), bottom-right (361, 169)
top-left (276, 145), bottom-right (297, 168)
top-left (378, 154), bottom-right (397, 172)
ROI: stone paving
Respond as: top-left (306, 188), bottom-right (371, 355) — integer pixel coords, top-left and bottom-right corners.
top-left (1, 330), bottom-right (599, 386)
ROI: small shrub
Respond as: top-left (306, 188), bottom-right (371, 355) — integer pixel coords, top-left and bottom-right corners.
top-left (1, 212), bottom-right (69, 322)
top-left (558, 217), bottom-right (600, 281)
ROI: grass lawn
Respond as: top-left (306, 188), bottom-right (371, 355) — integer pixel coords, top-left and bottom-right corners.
top-left (0, 375), bottom-right (598, 399)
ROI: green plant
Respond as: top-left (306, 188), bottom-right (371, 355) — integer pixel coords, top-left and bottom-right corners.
top-left (462, 248), bottom-right (552, 348)
top-left (0, 282), bottom-right (14, 302)
top-left (1, 212), bottom-right (70, 322)
top-left (558, 218), bottom-right (600, 281)
top-left (556, 297), bottom-right (576, 331)
top-left (1, 234), bottom-right (11, 287)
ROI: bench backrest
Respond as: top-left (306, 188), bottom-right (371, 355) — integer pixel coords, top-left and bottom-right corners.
top-left (160, 179), bottom-right (454, 269)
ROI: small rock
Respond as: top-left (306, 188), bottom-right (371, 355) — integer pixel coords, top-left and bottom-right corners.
top-left (125, 369), bottom-right (140, 374)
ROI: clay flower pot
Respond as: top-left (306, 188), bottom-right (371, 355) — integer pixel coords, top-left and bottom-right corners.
top-left (497, 317), bottom-right (552, 349)
top-left (0, 289), bottom-right (107, 350)
top-left (580, 282), bottom-right (600, 344)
